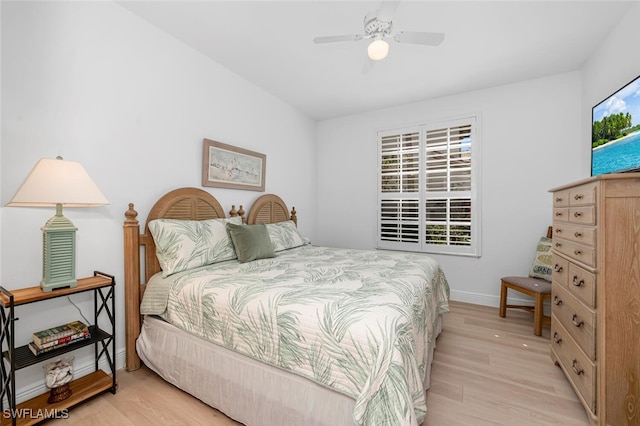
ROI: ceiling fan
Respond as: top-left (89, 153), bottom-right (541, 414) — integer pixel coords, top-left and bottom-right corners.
top-left (313, 1), bottom-right (445, 62)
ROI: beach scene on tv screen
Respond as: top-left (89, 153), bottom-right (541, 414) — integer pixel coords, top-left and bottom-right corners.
top-left (592, 75), bottom-right (640, 175)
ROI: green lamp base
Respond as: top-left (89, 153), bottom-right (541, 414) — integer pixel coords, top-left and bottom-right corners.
top-left (40, 204), bottom-right (78, 293)
top-left (40, 277), bottom-right (78, 292)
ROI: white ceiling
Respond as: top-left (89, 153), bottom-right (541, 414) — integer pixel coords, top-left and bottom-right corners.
top-left (116, 1), bottom-right (633, 121)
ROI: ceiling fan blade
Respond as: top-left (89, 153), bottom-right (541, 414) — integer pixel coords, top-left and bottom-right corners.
top-left (395, 31), bottom-right (445, 46)
top-left (313, 34), bottom-right (362, 44)
top-left (375, 0), bottom-right (400, 22)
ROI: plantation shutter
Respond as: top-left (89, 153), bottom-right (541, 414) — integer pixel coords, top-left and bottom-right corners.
top-left (377, 116), bottom-right (480, 256)
top-left (378, 128), bottom-right (422, 250)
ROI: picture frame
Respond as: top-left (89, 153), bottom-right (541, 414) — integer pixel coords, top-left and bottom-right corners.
top-left (202, 139), bottom-right (266, 191)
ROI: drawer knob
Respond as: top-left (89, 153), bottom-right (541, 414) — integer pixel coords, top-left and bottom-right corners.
top-left (555, 228), bottom-right (562, 234)
top-left (555, 197), bottom-right (563, 203)
top-left (555, 212), bottom-right (563, 217)
top-left (572, 314), bottom-right (584, 328)
top-left (554, 264), bottom-right (563, 272)
top-left (574, 232), bottom-right (582, 238)
top-left (553, 296), bottom-right (563, 306)
top-left (573, 211), bottom-right (582, 218)
top-left (574, 249), bottom-right (582, 256)
top-left (574, 194), bottom-right (584, 201)
top-left (572, 276), bottom-right (584, 287)
top-left (553, 332), bottom-right (562, 344)
top-left (555, 242), bottom-right (562, 248)
top-left (572, 359), bottom-right (584, 376)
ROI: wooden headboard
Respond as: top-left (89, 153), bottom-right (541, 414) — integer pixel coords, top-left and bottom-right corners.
top-left (247, 193), bottom-right (296, 225)
top-left (123, 188), bottom-right (296, 371)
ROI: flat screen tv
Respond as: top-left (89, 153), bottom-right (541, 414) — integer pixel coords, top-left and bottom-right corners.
top-left (592, 74), bottom-right (640, 176)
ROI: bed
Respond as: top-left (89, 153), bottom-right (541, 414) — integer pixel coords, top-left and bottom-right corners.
top-left (123, 187), bottom-right (450, 426)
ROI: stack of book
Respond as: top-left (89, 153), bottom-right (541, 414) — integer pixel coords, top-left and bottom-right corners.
top-left (29, 320), bottom-right (91, 356)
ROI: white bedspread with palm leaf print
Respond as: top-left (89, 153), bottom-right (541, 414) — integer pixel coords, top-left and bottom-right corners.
top-left (141, 245), bottom-right (450, 426)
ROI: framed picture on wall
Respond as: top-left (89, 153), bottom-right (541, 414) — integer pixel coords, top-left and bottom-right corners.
top-left (202, 138), bottom-right (266, 191)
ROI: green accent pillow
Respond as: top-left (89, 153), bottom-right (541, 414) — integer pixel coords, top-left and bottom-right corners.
top-left (529, 237), bottom-right (553, 281)
top-left (227, 223), bottom-right (276, 263)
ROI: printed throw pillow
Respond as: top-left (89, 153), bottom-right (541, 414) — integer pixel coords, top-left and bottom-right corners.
top-left (529, 237), bottom-right (553, 282)
top-left (226, 223), bottom-right (276, 263)
top-left (148, 216), bottom-right (242, 277)
top-left (265, 220), bottom-right (307, 252)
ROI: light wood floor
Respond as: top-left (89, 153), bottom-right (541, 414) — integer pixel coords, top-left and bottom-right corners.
top-left (58, 301), bottom-right (589, 425)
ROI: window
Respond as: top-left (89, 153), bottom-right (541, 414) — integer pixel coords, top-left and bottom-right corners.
top-left (377, 116), bottom-right (480, 256)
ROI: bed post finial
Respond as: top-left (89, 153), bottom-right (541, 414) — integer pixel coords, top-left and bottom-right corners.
top-left (238, 205), bottom-right (245, 223)
top-left (125, 203), bottom-right (138, 223)
top-left (230, 205), bottom-right (246, 223)
top-left (291, 207), bottom-right (297, 225)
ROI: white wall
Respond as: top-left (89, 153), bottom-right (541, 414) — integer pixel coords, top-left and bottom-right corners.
top-left (317, 72), bottom-right (584, 306)
top-left (581, 1), bottom-right (640, 168)
top-left (1, 1), bottom-right (316, 400)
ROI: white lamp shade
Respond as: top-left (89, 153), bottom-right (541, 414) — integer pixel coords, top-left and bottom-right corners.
top-left (7, 158), bottom-right (109, 207)
top-left (368, 38), bottom-right (389, 61)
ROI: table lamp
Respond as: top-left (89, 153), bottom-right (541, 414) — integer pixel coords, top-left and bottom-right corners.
top-left (7, 157), bottom-right (109, 292)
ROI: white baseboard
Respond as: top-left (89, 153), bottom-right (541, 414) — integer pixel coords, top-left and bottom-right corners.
top-left (449, 289), bottom-right (550, 315)
top-left (449, 289), bottom-right (504, 307)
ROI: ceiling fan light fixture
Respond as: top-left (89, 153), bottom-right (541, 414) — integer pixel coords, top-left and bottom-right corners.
top-left (367, 38), bottom-right (389, 61)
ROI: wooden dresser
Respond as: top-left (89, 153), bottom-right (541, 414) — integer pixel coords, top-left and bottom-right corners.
top-left (549, 174), bottom-right (640, 425)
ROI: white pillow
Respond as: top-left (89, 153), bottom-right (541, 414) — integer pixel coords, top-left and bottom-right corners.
top-left (148, 216), bottom-right (242, 277)
top-left (265, 220), bottom-right (307, 252)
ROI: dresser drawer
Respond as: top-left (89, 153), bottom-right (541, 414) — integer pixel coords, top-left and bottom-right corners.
top-left (567, 262), bottom-right (596, 308)
top-left (552, 284), bottom-right (596, 359)
top-left (553, 189), bottom-right (570, 208)
top-left (552, 223), bottom-right (596, 247)
top-left (551, 317), bottom-right (596, 413)
top-left (568, 183), bottom-right (597, 206)
top-left (553, 208), bottom-right (569, 222)
top-left (568, 206), bottom-right (596, 226)
top-left (552, 254), bottom-right (569, 287)
top-left (553, 238), bottom-right (596, 267)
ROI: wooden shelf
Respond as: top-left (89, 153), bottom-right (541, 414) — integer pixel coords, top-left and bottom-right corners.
top-left (0, 272), bottom-right (116, 425)
top-left (5, 326), bottom-right (111, 370)
top-left (0, 275), bottom-right (113, 307)
top-left (1, 370), bottom-right (114, 426)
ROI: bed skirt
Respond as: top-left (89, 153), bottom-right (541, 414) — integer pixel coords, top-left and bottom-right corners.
top-left (136, 314), bottom-right (443, 426)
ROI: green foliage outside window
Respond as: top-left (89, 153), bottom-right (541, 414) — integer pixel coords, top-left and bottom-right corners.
top-left (426, 224), bottom-right (471, 246)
